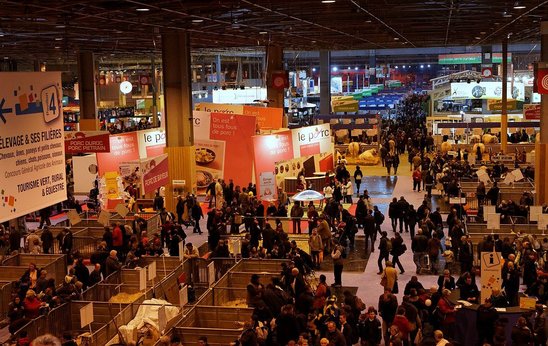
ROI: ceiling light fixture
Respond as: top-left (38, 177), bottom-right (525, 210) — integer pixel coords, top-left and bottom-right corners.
top-left (365, 20), bottom-right (372, 23)
top-left (259, 31), bottom-right (268, 34)
top-left (513, 1), bottom-right (526, 9)
top-left (395, 66), bottom-right (399, 69)
top-left (393, 37), bottom-right (399, 40)
top-left (475, 36), bottom-right (481, 39)
top-left (55, 25), bottom-right (65, 29)
top-left (502, 11), bottom-right (512, 18)
top-left (55, 37), bottom-right (62, 41)
top-left (136, 8), bottom-right (150, 12)
top-left (54, 46), bottom-right (61, 49)
top-left (332, 66), bottom-right (338, 72)
top-left (321, 0), bottom-right (336, 3)
top-left (192, 19), bottom-right (204, 23)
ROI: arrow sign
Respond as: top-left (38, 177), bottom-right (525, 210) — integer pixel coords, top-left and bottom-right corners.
top-left (0, 98), bottom-right (13, 123)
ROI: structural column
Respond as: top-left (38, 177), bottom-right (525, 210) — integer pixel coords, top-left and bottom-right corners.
top-left (77, 52), bottom-right (98, 130)
top-left (162, 31), bottom-right (196, 212)
top-left (266, 45), bottom-right (284, 109)
top-left (535, 21), bottom-right (548, 204)
top-left (319, 50), bottom-right (331, 115)
top-left (501, 37), bottom-right (508, 153)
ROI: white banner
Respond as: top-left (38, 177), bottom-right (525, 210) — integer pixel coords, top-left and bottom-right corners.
top-left (0, 72), bottom-right (66, 223)
top-left (450, 82), bottom-right (525, 101)
top-left (291, 123), bottom-right (332, 157)
top-left (72, 154), bottom-right (98, 194)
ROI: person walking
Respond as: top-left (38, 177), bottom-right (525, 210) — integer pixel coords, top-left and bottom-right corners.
top-left (377, 231), bottom-right (390, 274)
top-left (412, 167), bottom-right (422, 192)
top-left (354, 166), bottom-right (363, 196)
top-left (389, 198), bottom-right (399, 233)
top-left (380, 261), bottom-right (399, 293)
top-left (363, 209), bottom-right (377, 253)
top-left (391, 232), bottom-right (406, 274)
top-left (191, 201), bottom-right (204, 234)
top-left (308, 228), bottom-right (323, 269)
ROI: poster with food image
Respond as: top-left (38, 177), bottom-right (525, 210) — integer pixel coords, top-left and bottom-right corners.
top-left (194, 139), bottom-right (225, 191)
top-left (275, 156), bottom-right (305, 188)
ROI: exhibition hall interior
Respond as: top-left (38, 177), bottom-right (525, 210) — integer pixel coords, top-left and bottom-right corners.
top-left (1, 1), bottom-right (548, 345)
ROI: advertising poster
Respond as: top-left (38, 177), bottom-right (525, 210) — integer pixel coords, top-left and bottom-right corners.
top-left (480, 252), bottom-right (502, 304)
top-left (253, 131), bottom-right (294, 200)
top-left (196, 103), bottom-right (282, 130)
top-left (0, 72), bottom-right (67, 223)
top-left (259, 172), bottom-right (276, 201)
top-left (64, 131), bottom-right (110, 153)
top-left (450, 82), bottom-right (525, 101)
top-left (195, 139), bottom-right (225, 192)
top-left (142, 154), bottom-right (169, 195)
top-left (96, 132), bottom-right (139, 175)
top-left (104, 172), bottom-right (120, 199)
top-left (138, 129), bottom-right (166, 158)
top-left (209, 113), bottom-right (256, 187)
top-left (72, 154), bottom-right (98, 194)
top-left (292, 123), bottom-right (332, 157)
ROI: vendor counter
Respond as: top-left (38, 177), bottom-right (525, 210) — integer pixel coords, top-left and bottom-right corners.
top-left (284, 175), bottom-right (326, 194)
top-left (449, 290), bottom-right (533, 345)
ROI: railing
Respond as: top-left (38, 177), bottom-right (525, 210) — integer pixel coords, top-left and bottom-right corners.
top-left (0, 281), bottom-right (14, 319)
top-left (12, 303), bottom-right (69, 341)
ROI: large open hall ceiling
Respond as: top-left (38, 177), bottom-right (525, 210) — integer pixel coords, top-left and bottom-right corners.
top-left (1, 0), bottom-right (547, 62)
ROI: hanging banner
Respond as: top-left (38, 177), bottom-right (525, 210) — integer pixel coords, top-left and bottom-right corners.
top-left (534, 66), bottom-right (548, 94)
top-left (142, 154), bottom-right (169, 195)
top-left (450, 82), bottom-right (525, 101)
top-left (96, 132), bottom-right (139, 175)
top-left (64, 131), bottom-right (110, 153)
top-left (0, 72), bottom-right (67, 223)
top-left (195, 103), bottom-right (282, 130)
top-left (292, 123), bottom-right (332, 157)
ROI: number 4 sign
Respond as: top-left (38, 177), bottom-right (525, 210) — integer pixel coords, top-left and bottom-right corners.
top-left (41, 85), bottom-right (61, 123)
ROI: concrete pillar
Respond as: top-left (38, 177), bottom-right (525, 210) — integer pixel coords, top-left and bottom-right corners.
top-left (319, 50), bottom-right (331, 115)
top-left (501, 38), bottom-right (508, 153)
top-left (266, 45), bottom-right (284, 109)
top-left (216, 55), bottom-right (222, 85)
top-left (369, 50), bottom-right (376, 84)
top-left (161, 31), bottom-right (196, 212)
top-left (77, 52), bottom-right (98, 130)
top-left (535, 21), bottom-right (548, 205)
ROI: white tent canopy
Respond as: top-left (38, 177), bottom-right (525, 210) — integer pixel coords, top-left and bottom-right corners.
top-left (291, 190), bottom-right (324, 202)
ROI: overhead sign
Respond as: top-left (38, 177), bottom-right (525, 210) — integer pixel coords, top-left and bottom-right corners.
top-left (439, 53), bottom-right (512, 65)
top-left (451, 82), bottom-right (525, 101)
top-left (142, 154), bottom-right (169, 195)
top-left (523, 104), bottom-right (541, 120)
top-left (0, 72), bottom-right (67, 223)
top-left (65, 131), bottom-right (110, 153)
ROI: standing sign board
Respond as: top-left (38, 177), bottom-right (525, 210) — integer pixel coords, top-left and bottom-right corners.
top-left (207, 262), bottom-right (215, 287)
top-left (139, 267), bottom-right (147, 291)
top-left (0, 72), bottom-right (67, 223)
top-left (80, 302), bottom-right (94, 328)
top-left (148, 261), bottom-right (157, 281)
top-left (179, 285), bottom-right (188, 308)
top-left (480, 252), bottom-right (502, 304)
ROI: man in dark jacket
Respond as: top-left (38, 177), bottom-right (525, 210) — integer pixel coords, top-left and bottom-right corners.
top-left (105, 250), bottom-right (121, 277)
top-left (40, 226), bottom-right (54, 254)
top-left (377, 231), bottom-right (390, 274)
top-left (411, 230), bottom-right (428, 274)
top-left (363, 210), bottom-right (377, 253)
top-left (326, 320), bottom-right (347, 346)
top-left (396, 197), bottom-right (409, 233)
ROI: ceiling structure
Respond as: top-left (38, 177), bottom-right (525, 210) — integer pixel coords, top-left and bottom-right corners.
top-left (0, 0), bottom-right (547, 63)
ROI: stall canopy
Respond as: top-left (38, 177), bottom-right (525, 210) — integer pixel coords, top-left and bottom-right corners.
top-left (291, 190), bottom-right (324, 202)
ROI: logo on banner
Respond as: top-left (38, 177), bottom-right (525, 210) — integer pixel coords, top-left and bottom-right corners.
top-left (535, 67), bottom-right (548, 94)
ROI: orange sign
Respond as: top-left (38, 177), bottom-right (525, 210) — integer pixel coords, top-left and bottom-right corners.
top-left (243, 106), bottom-right (283, 130)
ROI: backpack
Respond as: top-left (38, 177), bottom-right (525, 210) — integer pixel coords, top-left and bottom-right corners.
top-left (377, 211), bottom-right (385, 225)
top-left (399, 243), bottom-right (407, 255)
top-left (386, 239), bottom-right (393, 252)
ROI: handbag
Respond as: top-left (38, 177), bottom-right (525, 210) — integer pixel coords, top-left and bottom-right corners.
top-left (380, 274), bottom-right (387, 287)
top-left (393, 280), bottom-right (399, 294)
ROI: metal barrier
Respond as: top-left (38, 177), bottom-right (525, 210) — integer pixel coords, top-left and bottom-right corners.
top-left (0, 281), bottom-right (14, 319)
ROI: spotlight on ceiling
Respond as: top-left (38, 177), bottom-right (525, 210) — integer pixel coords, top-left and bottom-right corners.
top-left (502, 11), bottom-right (513, 18)
top-left (136, 8), bottom-right (150, 12)
top-left (332, 67), bottom-right (338, 72)
top-left (312, 68), bottom-right (316, 72)
top-left (513, 1), bottom-right (526, 9)
top-left (321, 0), bottom-right (336, 3)
top-left (191, 19), bottom-right (204, 23)
top-left (420, 65), bottom-right (424, 68)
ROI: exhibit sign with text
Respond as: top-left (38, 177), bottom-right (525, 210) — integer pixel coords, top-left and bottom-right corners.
top-left (0, 72), bottom-right (67, 223)
top-left (480, 251), bottom-right (503, 304)
top-left (64, 131), bottom-right (110, 153)
top-left (450, 82), bottom-right (525, 101)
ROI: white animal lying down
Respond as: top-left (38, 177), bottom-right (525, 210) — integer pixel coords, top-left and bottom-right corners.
top-left (482, 133), bottom-right (498, 144)
top-left (358, 148), bottom-right (380, 165)
top-left (441, 141), bottom-right (453, 153)
top-left (473, 143), bottom-right (485, 155)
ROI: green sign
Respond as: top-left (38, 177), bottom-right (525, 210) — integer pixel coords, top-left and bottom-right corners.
top-left (439, 53), bottom-right (512, 65)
